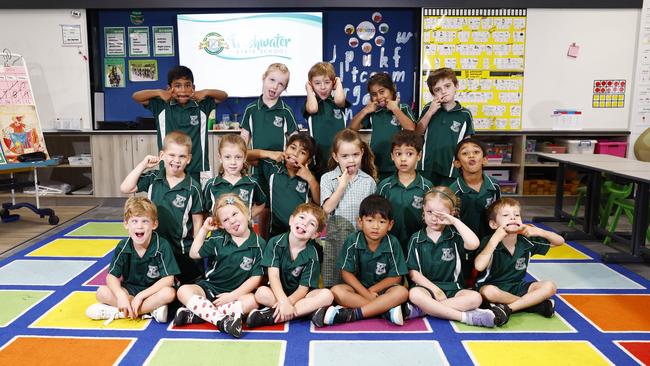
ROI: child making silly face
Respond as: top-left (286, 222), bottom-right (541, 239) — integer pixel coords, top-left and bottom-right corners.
top-left (262, 66), bottom-right (290, 107)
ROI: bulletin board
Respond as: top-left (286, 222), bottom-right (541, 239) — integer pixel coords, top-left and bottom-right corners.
top-left (420, 8), bottom-right (527, 131)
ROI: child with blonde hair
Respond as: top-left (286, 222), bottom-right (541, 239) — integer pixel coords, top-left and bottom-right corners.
top-left (174, 194), bottom-right (266, 338)
top-left (404, 187), bottom-right (495, 328)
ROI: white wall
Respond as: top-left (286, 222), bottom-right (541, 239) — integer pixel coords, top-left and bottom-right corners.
top-left (523, 9), bottom-right (639, 130)
top-left (0, 9), bottom-right (91, 130)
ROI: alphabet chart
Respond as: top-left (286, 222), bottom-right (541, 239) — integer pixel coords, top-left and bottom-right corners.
top-left (420, 8), bottom-right (527, 130)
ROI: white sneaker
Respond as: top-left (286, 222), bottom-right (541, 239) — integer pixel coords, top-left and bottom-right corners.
top-left (149, 305), bottom-right (168, 323)
top-left (85, 303), bottom-right (125, 325)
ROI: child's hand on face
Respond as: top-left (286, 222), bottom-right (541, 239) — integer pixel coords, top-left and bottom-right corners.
top-left (364, 101), bottom-right (378, 114)
top-left (433, 211), bottom-right (456, 226)
top-left (192, 89), bottom-right (206, 101)
top-left (202, 217), bottom-right (219, 232)
top-left (337, 167), bottom-right (350, 187)
top-left (266, 151), bottom-right (284, 163)
top-left (160, 89), bottom-right (173, 102)
top-left (295, 163), bottom-right (315, 182)
top-left (141, 155), bottom-right (160, 169)
top-left (494, 225), bottom-right (509, 241)
top-left (519, 225), bottom-right (544, 238)
top-left (428, 96), bottom-right (442, 115)
top-left (386, 96), bottom-right (400, 112)
top-left (305, 82), bottom-right (315, 95)
top-left (334, 77), bottom-right (342, 90)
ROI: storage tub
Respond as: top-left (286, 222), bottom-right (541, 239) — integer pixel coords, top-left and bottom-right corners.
top-left (542, 145), bottom-right (567, 154)
top-left (557, 139), bottom-right (597, 154)
top-left (485, 169), bottom-right (510, 182)
top-left (500, 181), bottom-right (517, 194)
top-left (595, 141), bottom-right (627, 157)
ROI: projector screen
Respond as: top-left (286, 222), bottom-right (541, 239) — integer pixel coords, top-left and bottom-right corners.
top-left (178, 12), bottom-right (323, 97)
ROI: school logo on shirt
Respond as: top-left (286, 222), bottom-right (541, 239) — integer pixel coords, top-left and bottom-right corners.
top-left (412, 195), bottom-right (423, 209)
top-left (273, 116), bottom-right (284, 128)
top-left (146, 265), bottom-right (160, 279)
top-left (441, 248), bottom-right (455, 261)
top-left (485, 196), bottom-right (495, 208)
top-left (190, 115), bottom-right (199, 126)
top-left (296, 181), bottom-right (307, 193)
top-left (450, 121), bottom-right (461, 132)
top-left (390, 115), bottom-right (399, 126)
top-left (515, 257), bottom-right (527, 270)
top-left (238, 189), bottom-right (250, 202)
top-left (333, 109), bottom-right (343, 119)
top-left (172, 194), bottom-right (187, 208)
top-left (291, 266), bottom-right (304, 277)
top-left (240, 256), bottom-right (253, 271)
top-left (375, 262), bottom-right (387, 275)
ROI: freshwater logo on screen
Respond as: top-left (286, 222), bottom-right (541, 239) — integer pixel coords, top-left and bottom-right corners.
top-left (199, 32), bottom-right (292, 59)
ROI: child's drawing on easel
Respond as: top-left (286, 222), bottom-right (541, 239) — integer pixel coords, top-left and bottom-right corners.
top-left (0, 105), bottom-right (48, 162)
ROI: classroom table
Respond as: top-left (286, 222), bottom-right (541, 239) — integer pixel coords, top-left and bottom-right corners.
top-left (0, 159), bottom-right (60, 225)
top-left (534, 153), bottom-right (650, 263)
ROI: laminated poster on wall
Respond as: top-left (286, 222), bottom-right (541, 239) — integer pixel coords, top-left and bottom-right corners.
top-left (104, 27), bottom-right (126, 57)
top-left (129, 59), bottom-right (158, 82)
top-left (153, 26), bottom-right (174, 57)
top-left (128, 27), bottom-right (150, 57)
top-left (104, 58), bottom-right (126, 88)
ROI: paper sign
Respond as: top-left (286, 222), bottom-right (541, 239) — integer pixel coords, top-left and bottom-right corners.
top-left (104, 27), bottom-right (125, 57)
top-left (61, 24), bottom-right (82, 46)
top-left (128, 27), bottom-right (150, 57)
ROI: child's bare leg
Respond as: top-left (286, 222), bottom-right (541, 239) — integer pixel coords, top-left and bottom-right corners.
top-left (507, 281), bottom-right (556, 312)
top-left (254, 286), bottom-right (277, 308)
top-left (360, 286), bottom-right (408, 318)
top-left (176, 284), bottom-right (206, 305)
top-left (295, 289), bottom-right (334, 317)
top-left (479, 285), bottom-right (520, 305)
top-left (409, 287), bottom-right (463, 321)
top-left (331, 284), bottom-right (370, 308)
top-left (96, 285), bottom-right (131, 306)
top-left (440, 290), bottom-right (483, 312)
top-left (138, 287), bottom-right (176, 314)
top-left (238, 293), bottom-right (259, 314)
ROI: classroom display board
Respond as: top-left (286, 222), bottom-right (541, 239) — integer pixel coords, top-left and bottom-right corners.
top-left (324, 9), bottom-right (417, 120)
top-left (178, 12), bottom-right (323, 97)
top-left (420, 8), bottom-right (527, 131)
top-left (0, 56), bottom-right (49, 163)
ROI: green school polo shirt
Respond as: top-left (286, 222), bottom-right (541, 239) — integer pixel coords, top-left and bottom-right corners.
top-left (361, 104), bottom-right (417, 175)
top-left (475, 235), bottom-right (551, 288)
top-left (262, 159), bottom-right (312, 236)
top-left (197, 229), bottom-right (265, 294)
top-left (405, 227), bottom-right (466, 290)
top-left (336, 231), bottom-right (408, 288)
top-left (137, 165), bottom-right (204, 255)
top-left (202, 175), bottom-right (267, 214)
top-left (108, 232), bottom-right (180, 293)
top-left (377, 172), bottom-right (432, 249)
top-left (262, 233), bottom-right (321, 293)
top-left (419, 101), bottom-right (474, 179)
top-left (241, 96), bottom-right (298, 151)
top-left (450, 174), bottom-right (501, 239)
top-left (147, 97), bottom-right (215, 175)
top-left (302, 96), bottom-right (350, 168)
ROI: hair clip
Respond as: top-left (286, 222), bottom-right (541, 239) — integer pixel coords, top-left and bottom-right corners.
top-left (225, 197), bottom-right (235, 205)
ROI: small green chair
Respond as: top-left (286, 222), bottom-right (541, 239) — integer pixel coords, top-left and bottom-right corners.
top-left (603, 198), bottom-right (650, 245)
top-left (568, 180), bottom-right (633, 229)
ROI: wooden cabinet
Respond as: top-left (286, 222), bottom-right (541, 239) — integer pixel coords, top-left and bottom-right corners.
top-left (91, 135), bottom-right (134, 197)
top-left (131, 134), bottom-right (159, 167)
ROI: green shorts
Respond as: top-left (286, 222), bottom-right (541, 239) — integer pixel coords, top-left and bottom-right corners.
top-left (494, 281), bottom-right (535, 297)
top-left (174, 253), bottom-right (204, 285)
top-left (196, 280), bottom-right (224, 302)
top-left (413, 283), bottom-right (462, 299)
top-left (123, 283), bottom-right (146, 297)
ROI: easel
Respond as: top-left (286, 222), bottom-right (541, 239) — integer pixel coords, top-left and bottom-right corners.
top-left (0, 50), bottom-right (59, 225)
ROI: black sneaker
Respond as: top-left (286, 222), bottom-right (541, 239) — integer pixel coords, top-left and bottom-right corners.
top-left (323, 306), bottom-right (356, 325)
top-left (490, 303), bottom-right (512, 327)
top-left (525, 299), bottom-right (555, 318)
top-left (173, 307), bottom-right (205, 326)
top-left (246, 307), bottom-right (275, 328)
top-left (217, 315), bottom-right (242, 338)
top-left (311, 306), bottom-right (328, 328)
top-left (402, 301), bottom-right (424, 320)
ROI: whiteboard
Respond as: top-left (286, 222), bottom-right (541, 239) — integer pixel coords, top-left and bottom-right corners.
top-left (522, 9), bottom-right (640, 130)
top-left (0, 9), bottom-right (91, 130)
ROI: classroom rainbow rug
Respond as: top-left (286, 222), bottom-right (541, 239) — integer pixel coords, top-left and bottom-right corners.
top-left (1, 220), bottom-right (650, 365)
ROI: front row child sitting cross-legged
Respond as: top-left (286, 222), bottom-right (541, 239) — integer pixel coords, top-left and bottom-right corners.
top-left (86, 197), bottom-right (179, 324)
top-left (403, 187), bottom-right (496, 328)
top-left (173, 194), bottom-right (266, 338)
top-left (247, 203), bottom-right (334, 328)
top-left (475, 198), bottom-right (564, 326)
top-left (315, 194), bottom-right (409, 327)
